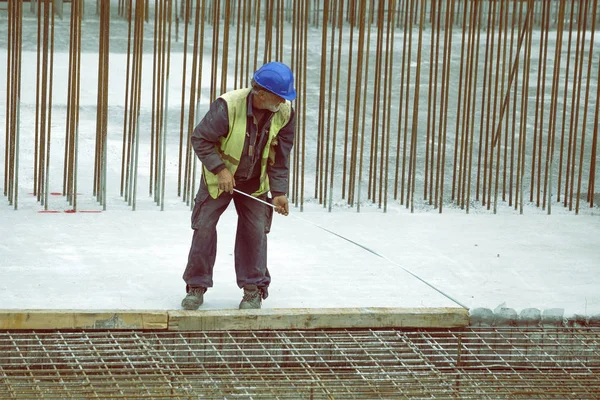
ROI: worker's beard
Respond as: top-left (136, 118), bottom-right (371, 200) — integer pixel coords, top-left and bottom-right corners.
top-left (267, 104), bottom-right (281, 113)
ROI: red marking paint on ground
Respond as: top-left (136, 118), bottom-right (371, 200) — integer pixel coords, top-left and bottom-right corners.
top-left (38, 210), bottom-right (102, 214)
top-left (29, 192), bottom-right (83, 196)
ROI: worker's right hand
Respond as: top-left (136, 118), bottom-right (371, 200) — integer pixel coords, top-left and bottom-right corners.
top-left (217, 168), bottom-right (235, 194)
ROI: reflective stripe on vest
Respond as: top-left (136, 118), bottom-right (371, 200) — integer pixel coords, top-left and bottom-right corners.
top-left (203, 88), bottom-right (292, 199)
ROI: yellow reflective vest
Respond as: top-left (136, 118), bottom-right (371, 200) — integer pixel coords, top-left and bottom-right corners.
top-left (203, 88), bottom-right (292, 199)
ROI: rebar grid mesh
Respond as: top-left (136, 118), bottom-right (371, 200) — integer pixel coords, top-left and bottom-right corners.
top-left (0, 327), bottom-right (599, 399)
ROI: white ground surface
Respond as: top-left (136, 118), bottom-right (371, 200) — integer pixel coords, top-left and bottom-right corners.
top-left (0, 4), bottom-right (599, 320)
top-left (1, 194), bottom-right (599, 318)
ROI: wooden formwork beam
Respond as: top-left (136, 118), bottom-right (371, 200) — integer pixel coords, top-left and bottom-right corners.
top-left (0, 308), bottom-right (469, 330)
top-left (0, 310), bottom-right (169, 330)
top-left (168, 307), bottom-right (469, 331)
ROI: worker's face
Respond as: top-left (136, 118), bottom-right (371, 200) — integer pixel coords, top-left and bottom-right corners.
top-left (256, 89), bottom-right (286, 112)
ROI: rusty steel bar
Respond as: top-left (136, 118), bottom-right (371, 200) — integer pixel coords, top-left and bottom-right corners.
top-left (348, 0), bottom-right (368, 212)
top-left (154, 0), bottom-right (166, 204)
top-left (451, 0), bottom-right (469, 204)
top-left (341, 0), bottom-right (355, 203)
top-left (120, 0), bottom-right (133, 197)
top-left (149, 0), bottom-right (162, 198)
top-left (398, 0), bottom-right (411, 205)
top-left (545, 0), bottom-right (567, 215)
top-left (159, 0), bottom-right (174, 210)
top-left (466, 0), bottom-right (483, 214)
top-left (221, 0), bottom-right (231, 94)
top-left (500, 0), bottom-right (510, 206)
top-left (460, 0), bottom-right (478, 211)
top-left (457, 0), bottom-right (475, 210)
top-left (436, 0), bottom-right (456, 213)
top-left (325, 0), bottom-right (343, 211)
top-left (590, 58), bottom-right (599, 208)
top-left (370, 0), bottom-right (384, 207)
top-left (568, 0), bottom-right (590, 211)
top-left (38, 1), bottom-right (51, 205)
top-left (34, 0), bottom-right (42, 199)
top-left (508, 0), bottom-right (521, 208)
top-left (490, 0), bottom-right (506, 214)
top-left (188, 0), bottom-right (207, 210)
top-left (177, 0), bottom-right (191, 198)
top-left (530, 0), bottom-right (548, 207)
top-left (565, 0), bottom-right (585, 210)
top-left (408, 0), bottom-right (425, 213)
top-left (298, 0), bottom-right (309, 211)
top-left (558, 1), bottom-right (576, 203)
top-left (130, 0), bottom-right (146, 210)
top-left (43, 2), bottom-right (55, 210)
top-left (382, 0), bottom-right (396, 213)
top-left (3, 0), bottom-right (599, 215)
top-left (290, 0), bottom-right (300, 206)
top-left (575, 0), bottom-right (598, 214)
top-left (354, 0), bottom-right (369, 211)
top-left (315, 0), bottom-right (329, 203)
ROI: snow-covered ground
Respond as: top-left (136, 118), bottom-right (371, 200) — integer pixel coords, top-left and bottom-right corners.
top-left (0, 3), bottom-right (598, 321)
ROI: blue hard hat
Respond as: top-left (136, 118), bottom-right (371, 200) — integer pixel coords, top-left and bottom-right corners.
top-left (253, 62), bottom-right (297, 101)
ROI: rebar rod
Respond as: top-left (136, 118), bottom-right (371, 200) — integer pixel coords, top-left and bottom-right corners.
top-left (355, 0), bottom-right (369, 212)
top-left (545, 0), bottom-right (567, 215)
top-left (575, 0), bottom-right (598, 214)
top-left (2, 0), bottom-right (598, 215)
top-left (322, 0), bottom-right (337, 209)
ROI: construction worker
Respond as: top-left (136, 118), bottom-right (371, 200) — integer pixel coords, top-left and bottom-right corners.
top-left (181, 62), bottom-right (296, 310)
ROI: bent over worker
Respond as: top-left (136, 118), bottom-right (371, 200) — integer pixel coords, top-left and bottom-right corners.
top-left (182, 62), bottom-right (296, 310)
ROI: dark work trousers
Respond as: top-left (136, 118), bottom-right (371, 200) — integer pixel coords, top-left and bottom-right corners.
top-left (183, 179), bottom-right (273, 298)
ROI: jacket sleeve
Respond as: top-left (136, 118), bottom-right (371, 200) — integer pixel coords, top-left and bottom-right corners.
top-left (268, 108), bottom-right (296, 197)
top-left (191, 98), bottom-right (230, 175)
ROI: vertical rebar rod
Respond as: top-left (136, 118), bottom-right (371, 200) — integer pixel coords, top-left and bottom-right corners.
top-left (301, 0), bottom-right (309, 211)
top-left (34, 0), bottom-right (42, 198)
top-left (356, 0), bottom-right (370, 211)
top-left (546, 0), bottom-right (567, 215)
top-left (161, 0), bottom-right (173, 211)
top-left (341, 0), bottom-right (356, 202)
top-left (491, 0), bottom-right (506, 214)
top-left (44, 2), bottom-right (55, 210)
top-left (177, 0), bottom-right (191, 198)
top-left (451, 0), bottom-right (469, 203)
top-left (408, 0), bottom-right (425, 213)
top-left (221, 0), bottom-right (231, 94)
top-left (323, 0), bottom-right (337, 208)
top-left (589, 57), bottom-right (599, 208)
top-left (565, 0), bottom-right (585, 210)
top-left (393, 0), bottom-right (406, 202)
top-left (568, 0), bottom-right (589, 210)
top-left (457, 0), bottom-right (473, 209)
top-left (460, 0), bottom-right (477, 210)
top-left (465, 0), bottom-right (482, 214)
top-left (575, 0), bottom-right (597, 213)
top-left (508, 0), bottom-right (521, 207)
top-left (557, 1), bottom-right (576, 203)
top-left (382, 0), bottom-right (396, 213)
top-left (437, 0), bottom-right (455, 213)
top-left (402, 0), bottom-right (414, 207)
top-left (315, 0), bottom-right (329, 202)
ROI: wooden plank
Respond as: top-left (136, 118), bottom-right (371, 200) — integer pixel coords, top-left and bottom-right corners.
top-left (168, 307), bottom-right (470, 331)
top-left (0, 310), bottom-right (168, 330)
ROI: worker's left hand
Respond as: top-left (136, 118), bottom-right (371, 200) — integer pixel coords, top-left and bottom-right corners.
top-left (272, 195), bottom-right (289, 216)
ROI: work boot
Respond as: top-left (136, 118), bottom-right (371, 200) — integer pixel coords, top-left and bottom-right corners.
top-left (239, 285), bottom-right (263, 309)
top-left (181, 286), bottom-right (206, 310)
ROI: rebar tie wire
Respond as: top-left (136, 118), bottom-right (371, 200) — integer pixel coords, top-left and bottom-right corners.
top-left (234, 188), bottom-right (468, 309)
